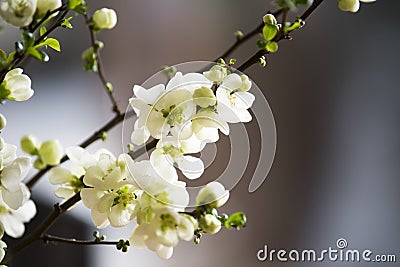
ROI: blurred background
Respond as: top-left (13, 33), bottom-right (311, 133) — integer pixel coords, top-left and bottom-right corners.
top-left (1, 0), bottom-right (400, 266)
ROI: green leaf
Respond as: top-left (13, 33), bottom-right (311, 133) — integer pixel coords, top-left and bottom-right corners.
top-left (73, 2), bottom-right (87, 14)
top-left (67, 0), bottom-right (82, 9)
top-left (6, 51), bottom-right (15, 65)
top-left (27, 47), bottom-right (49, 62)
top-left (0, 49), bottom-right (6, 67)
top-left (263, 24), bottom-right (278, 41)
top-left (0, 49), bottom-right (6, 62)
top-left (44, 38), bottom-right (61, 52)
top-left (266, 41), bottom-right (279, 53)
top-left (284, 18), bottom-right (305, 34)
top-left (81, 47), bottom-right (97, 72)
top-left (224, 212), bottom-right (246, 230)
top-left (26, 47), bottom-right (42, 61)
top-left (224, 212), bottom-right (247, 229)
top-left (61, 17), bottom-right (73, 29)
top-left (39, 26), bottom-right (47, 36)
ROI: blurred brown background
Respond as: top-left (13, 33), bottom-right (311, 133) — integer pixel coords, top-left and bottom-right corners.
top-left (1, 0), bottom-right (400, 266)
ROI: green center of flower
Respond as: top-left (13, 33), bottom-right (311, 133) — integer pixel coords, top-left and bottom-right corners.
top-left (113, 186), bottom-right (137, 208)
top-left (0, 205), bottom-right (8, 214)
top-left (161, 104), bottom-right (185, 126)
top-left (160, 213), bottom-right (177, 232)
top-left (227, 91), bottom-right (237, 106)
top-left (13, 0), bottom-right (29, 17)
top-left (69, 176), bottom-right (84, 193)
top-left (162, 145), bottom-right (183, 159)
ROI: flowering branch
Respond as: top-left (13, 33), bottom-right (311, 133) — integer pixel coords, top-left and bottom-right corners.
top-left (29, 5), bottom-right (67, 33)
top-left (238, 0), bottom-right (325, 72)
top-left (0, 0), bottom-right (377, 264)
top-left (216, 9), bottom-right (283, 62)
top-left (34, 9), bottom-right (69, 45)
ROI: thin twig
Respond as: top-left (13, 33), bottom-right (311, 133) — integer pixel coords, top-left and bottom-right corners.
top-left (29, 5), bottom-right (68, 33)
top-left (215, 9), bottom-right (283, 62)
top-left (0, 9), bottom-right (70, 82)
top-left (84, 14), bottom-right (121, 115)
top-left (2, 192), bottom-right (81, 264)
top-left (42, 234), bottom-right (119, 246)
top-left (237, 0), bottom-right (325, 72)
top-left (35, 9), bottom-right (70, 45)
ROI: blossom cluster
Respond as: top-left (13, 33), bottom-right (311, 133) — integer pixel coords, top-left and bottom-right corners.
top-left (0, 113), bottom-right (36, 264)
top-left (47, 63), bottom-right (252, 258)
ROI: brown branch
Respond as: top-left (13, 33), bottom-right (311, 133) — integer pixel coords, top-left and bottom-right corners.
top-left (26, 111), bottom-right (135, 189)
top-left (2, 192), bottom-right (81, 264)
top-left (84, 14), bottom-right (121, 115)
top-left (42, 234), bottom-right (119, 246)
top-left (0, 9), bottom-right (71, 83)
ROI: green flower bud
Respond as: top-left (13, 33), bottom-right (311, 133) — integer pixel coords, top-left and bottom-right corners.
top-left (196, 182), bottom-right (229, 209)
top-left (193, 87), bottom-right (216, 108)
top-left (34, 158), bottom-right (46, 170)
top-left (38, 140), bottom-right (63, 166)
top-left (203, 65), bottom-right (227, 83)
top-left (20, 135), bottom-right (40, 155)
top-left (199, 214), bottom-right (221, 234)
top-left (234, 30), bottom-right (244, 40)
top-left (0, 114), bottom-right (6, 130)
top-left (263, 14), bottom-right (277, 25)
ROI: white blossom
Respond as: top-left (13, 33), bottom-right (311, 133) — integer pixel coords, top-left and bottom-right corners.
top-left (203, 64), bottom-right (227, 83)
top-left (127, 160), bottom-right (189, 208)
top-left (338, 0), bottom-right (376, 12)
top-left (150, 136), bottom-right (205, 180)
top-left (130, 208), bottom-right (195, 259)
top-left (0, 195), bottom-right (36, 238)
top-left (130, 72), bottom-right (211, 145)
top-left (80, 153), bottom-right (139, 228)
top-left (0, 156), bottom-right (31, 209)
top-left (36, 0), bottom-right (61, 18)
top-left (0, 138), bottom-right (17, 169)
top-left (216, 73), bottom-right (255, 123)
top-left (92, 8), bottom-right (117, 30)
top-left (0, 0), bottom-right (36, 27)
top-left (196, 182), bottom-right (229, 208)
top-left (0, 68), bottom-right (33, 101)
top-left (49, 146), bottom-right (113, 200)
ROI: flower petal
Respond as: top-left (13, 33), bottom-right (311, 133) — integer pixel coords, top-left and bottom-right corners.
top-left (176, 156), bottom-right (204, 180)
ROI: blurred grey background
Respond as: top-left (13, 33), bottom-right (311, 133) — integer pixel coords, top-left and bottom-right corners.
top-left (1, 0), bottom-right (400, 266)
